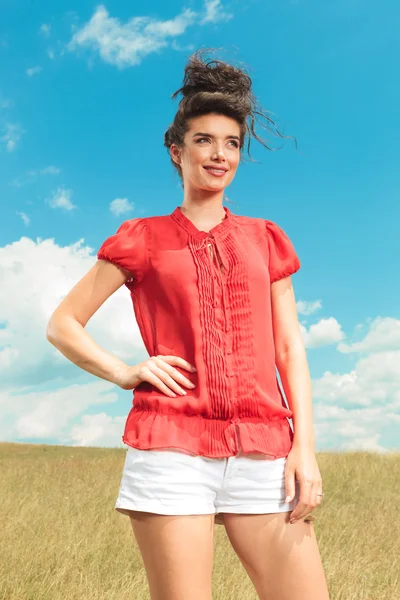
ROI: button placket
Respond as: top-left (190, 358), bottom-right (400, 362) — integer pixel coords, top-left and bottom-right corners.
top-left (206, 236), bottom-right (229, 327)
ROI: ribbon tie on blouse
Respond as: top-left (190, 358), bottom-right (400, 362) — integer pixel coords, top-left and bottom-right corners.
top-left (196, 236), bottom-right (229, 332)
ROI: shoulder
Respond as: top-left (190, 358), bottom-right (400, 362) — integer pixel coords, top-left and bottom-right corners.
top-left (234, 213), bottom-right (293, 239)
top-left (231, 213), bottom-right (265, 242)
top-left (232, 213), bottom-right (292, 246)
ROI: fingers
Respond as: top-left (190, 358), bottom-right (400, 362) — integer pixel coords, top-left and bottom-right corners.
top-left (137, 355), bottom-right (197, 398)
top-left (284, 474), bottom-right (296, 504)
top-left (166, 355), bottom-right (197, 374)
top-left (154, 356), bottom-right (197, 392)
top-left (288, 476), bottom-right (322, 524)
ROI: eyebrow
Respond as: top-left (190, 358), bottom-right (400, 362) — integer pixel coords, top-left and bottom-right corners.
top-left (192, 132), bottom-right (240, 141)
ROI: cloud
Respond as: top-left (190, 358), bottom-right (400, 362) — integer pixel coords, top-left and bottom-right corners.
top-left (0, 380), bottom-right (122, 444)
top-left (70, 412), bottom-right (125, 446)
top-left (0, 232), bottom-right (150, 445)
top-left (297, 299), bottom-right (322, 316)
top-left (26, 66), bottom-right (42, 77)
top-left (300, 316), bottom-right (345, 348)
top-left (0, 234), bottom-right (147, 392)
top-left (11, 165), bottom-right (61, 188)
top-left (41, 166), bottom-right (60, 175)
top-left (39, 24), bottom-right (51, 37)
top-left (199, 0), bottom-right (233, 25)
top-left (312, 400), bottom-right (398, 454)
top-left (0, 95), bottom-right (13, 110)
top-left (312, 352), bottom-right (400, 407)
top-left (67, 2), bottom-right (233, 68)
top-left (1, 122), bottom-right (24, 152)
top-left (16, 211), bottom-right (30, 226)
top-left (109, 197), bottom-right (135, 216)
top-left (337, 317), bottom-right (400, 354)
top-left (309, 330), bottom-right (400, 454)
top-left (46, 187), bottom-right (76, 211)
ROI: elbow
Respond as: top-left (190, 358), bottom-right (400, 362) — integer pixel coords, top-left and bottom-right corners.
top-left (46, 315), bottom-right (65, 345)
top-left (275, 341), bottom-right (305, 369)
top-left (46, 319), bottom-right (57, 344)
top-left (46, 313), bottom-right (79, 345)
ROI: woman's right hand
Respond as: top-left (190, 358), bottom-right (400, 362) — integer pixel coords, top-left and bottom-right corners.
top-left (116, 355), bottom-right (197, 397)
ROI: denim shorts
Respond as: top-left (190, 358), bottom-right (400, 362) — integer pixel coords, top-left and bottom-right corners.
top-left (115, 446), bottom-right (300, 525)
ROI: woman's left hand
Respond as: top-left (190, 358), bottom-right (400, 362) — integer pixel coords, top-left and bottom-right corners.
top-left (284, 443), bottom-right (323, 524)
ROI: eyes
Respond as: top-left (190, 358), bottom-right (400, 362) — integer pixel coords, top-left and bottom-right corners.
top-left (196, 137), bottom-right (239, 148)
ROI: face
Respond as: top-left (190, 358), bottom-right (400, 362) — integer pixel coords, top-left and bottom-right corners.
top-left (170, 113), bottom-right (241, 193)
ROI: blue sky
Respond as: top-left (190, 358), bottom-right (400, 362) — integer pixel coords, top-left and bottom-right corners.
top-left (1, 0), bottom-right (399, 452)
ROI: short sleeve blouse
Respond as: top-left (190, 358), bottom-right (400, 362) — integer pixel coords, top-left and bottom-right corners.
top-left (95, 206), bottom-right (301, 462)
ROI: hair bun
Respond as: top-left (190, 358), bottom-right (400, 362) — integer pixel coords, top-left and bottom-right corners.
top-left (172, 48), bottom-right (251, 102)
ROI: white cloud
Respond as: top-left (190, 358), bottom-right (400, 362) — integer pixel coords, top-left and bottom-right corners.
top-left (26, 66), bottom-right (42, 77)
top-left (199, 0), bottom-right (233, 25)
top-left (11, 165), bottom-right (61, 188)
top-left (0, 234), bottom-right (147, 392)
top-left (16, 211), bottom-right (30, 226)
top-left (309, 325), bottom-right (400, 453)
top-left (47, 187), bottom-right (76, 211)
top-left (338, 317), bottom-right (400, 354)
top-left (300, 316), bottom-right (345, 348)
top-left (0, 95), bottom-right (13, 110)
top-left (312, 347), bottom-right (400, 408)
top-left (67, 2), bottom-right (233, 68)
top-left (312, 403), bottom-right (394, 454)
top-left (41, 165), bottom-right (60, 175)
top-left (1, 122), bottom-right (24, 152)
top-left (110, 197), bottom-right (134, 216)
top-left (0, 380), bottom-right (121, 443)
top-left (47, 49), bottom-right (55, 60)
top-left (40, 24), bottom-right (51, 37)
top-left (339, 434), bottom-right (389, 453)
top-left (297, 299), bottom-right (322, 316)
top-left (0, 232), bottom-right (151, 445)
top-left (70, 412), bottom-right (125, 447)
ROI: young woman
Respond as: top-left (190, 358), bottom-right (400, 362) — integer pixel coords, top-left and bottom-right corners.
top-left (47, 49), bottom-right (330, 600)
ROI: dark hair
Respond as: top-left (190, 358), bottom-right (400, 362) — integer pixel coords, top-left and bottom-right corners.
top-left (164, 47), bottom-right (298, 188)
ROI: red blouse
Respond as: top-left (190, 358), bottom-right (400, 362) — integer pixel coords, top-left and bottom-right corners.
top-left (97, 205), bottom-right (301, 458)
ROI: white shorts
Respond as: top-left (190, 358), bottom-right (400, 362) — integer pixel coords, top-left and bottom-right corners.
top-left (115, 446), bottom-right (300, 525)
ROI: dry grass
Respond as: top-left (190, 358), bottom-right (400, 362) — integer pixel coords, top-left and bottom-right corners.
top-left (0, 442), bottom-right (399, 599)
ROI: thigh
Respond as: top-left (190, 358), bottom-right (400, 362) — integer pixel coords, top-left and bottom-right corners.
top-left (223, 512), bottom-right (330, 600)
top-left (129, 511), bottom-right (215, 600)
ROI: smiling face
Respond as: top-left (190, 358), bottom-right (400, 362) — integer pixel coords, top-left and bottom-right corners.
top-left (170, 113), bottom-right (242, 194)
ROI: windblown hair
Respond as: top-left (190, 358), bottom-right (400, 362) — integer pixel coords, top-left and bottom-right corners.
top-left (164, 47), bottom-right (297, 187)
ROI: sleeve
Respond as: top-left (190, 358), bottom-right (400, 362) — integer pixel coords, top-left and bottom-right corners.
top-left (265, 220), bottom-right (301, 283)
top-left (97, 218), bottom-right (149, 282)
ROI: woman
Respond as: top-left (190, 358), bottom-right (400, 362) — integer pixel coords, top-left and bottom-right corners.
top-left (46, 49), bottom-right (330, 600)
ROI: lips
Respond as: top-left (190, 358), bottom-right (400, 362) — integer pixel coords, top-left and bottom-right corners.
top-left (203, 166), bottom-right (228, 175)
top-left (203, 166), bottom-right (227, 172)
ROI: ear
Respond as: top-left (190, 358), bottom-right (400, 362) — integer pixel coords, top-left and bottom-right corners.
top-left (170, 144), bottom-right (181, 166)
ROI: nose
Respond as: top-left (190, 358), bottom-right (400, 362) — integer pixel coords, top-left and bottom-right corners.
top-left (213, 148), bottom-right (226, 160)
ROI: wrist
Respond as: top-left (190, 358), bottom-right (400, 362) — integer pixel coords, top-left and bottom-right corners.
top-left (112, 362), bottom-right (130, 388)
top-left (292, 436), bottom-right (315, 451)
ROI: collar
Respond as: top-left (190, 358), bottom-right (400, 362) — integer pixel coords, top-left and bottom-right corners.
top-left (170, 205), bottom-right (234, 239)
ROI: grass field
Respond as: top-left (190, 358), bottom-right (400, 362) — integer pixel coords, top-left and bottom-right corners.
top-left (1, 442), bottom-right (399, 600)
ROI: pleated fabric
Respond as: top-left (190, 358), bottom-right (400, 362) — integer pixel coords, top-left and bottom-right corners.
top-left (97, 205), bottom-right (301, 458)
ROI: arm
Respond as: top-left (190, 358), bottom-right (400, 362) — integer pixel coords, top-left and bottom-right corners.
top-left (46, 260), bottom-right (133, 387)
top-left (270, 275), bottom-right (314, 450)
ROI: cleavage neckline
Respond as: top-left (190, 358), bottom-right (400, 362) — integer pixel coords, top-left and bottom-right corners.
top-left (170, 205), bottom-right (234, 239)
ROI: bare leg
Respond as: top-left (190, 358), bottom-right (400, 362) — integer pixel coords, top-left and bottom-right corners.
top-left (128, 510), bottom-right (215, 600)
top-left (222, 511), bottom-right (330, 600)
